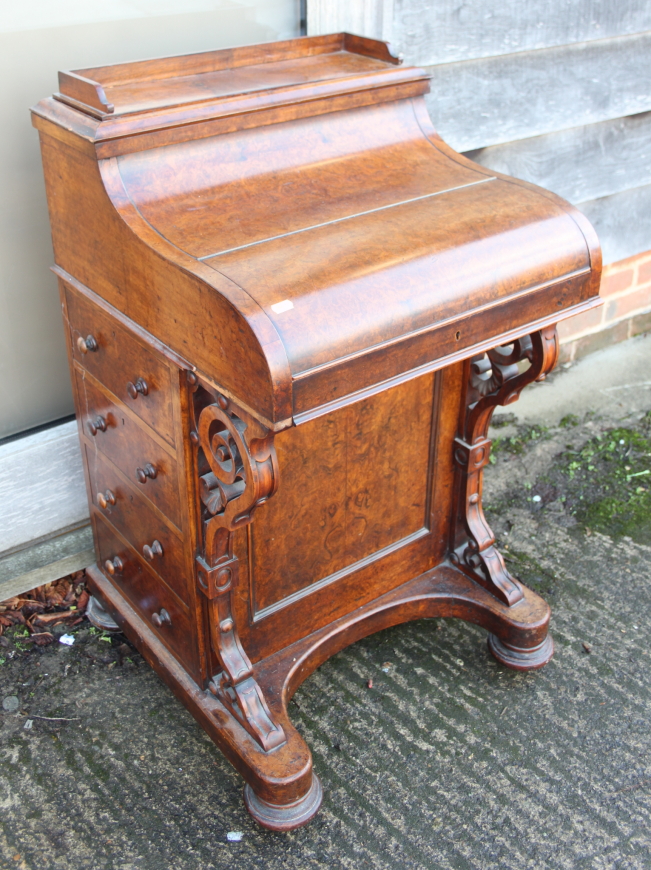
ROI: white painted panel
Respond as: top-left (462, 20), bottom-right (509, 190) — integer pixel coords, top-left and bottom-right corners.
top-left (0, 421), bottom-right (89, 554)
top-left (3, 1), bottom-right (300, 36)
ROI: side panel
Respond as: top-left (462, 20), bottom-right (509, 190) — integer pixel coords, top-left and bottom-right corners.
top-left (234, 371), bottom-right (458, 661)
top-left (250, 372), bottom-right (436, 614)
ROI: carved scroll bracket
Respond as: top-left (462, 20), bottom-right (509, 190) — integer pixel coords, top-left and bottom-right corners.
top-left (451, 326), bottom-right (559, 606)
top-left (192, 387), bottom-right (285, 752)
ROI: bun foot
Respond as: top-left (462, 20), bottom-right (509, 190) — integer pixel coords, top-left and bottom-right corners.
top-left (243, 774), bottom-right (323, 831)
top-left (487, 632), bottom-right (554, 671)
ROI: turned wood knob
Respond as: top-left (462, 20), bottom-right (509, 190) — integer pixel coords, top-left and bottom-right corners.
top-left (126, 377), bottom-right (149, 400)
top-left (104, 556), bottom-right (124, 575)
top-left (151, 608), bottom-right (171, 627)
top-left (142, 540), bottom-right (163, 560)
top-left (88, 415), bottom-right (107, 436)
top-left (97, 489), bottom-right (116, 509)
top-left (76, 334), bottom-right (98, 354)
top-left (135, 463), bottom-right (157, 484)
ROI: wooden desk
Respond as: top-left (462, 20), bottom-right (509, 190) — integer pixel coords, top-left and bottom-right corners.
top-left (32, 33), bottom-right (601, 830)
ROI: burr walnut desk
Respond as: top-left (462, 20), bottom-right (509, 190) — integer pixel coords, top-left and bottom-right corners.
top-left (32, 33), bottom-right (602, 830)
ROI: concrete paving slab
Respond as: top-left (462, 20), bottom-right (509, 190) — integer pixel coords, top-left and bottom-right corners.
top-left (511, 331), bottom-right (651, 425)
top-left (1, 335), bottom-right (650, 870)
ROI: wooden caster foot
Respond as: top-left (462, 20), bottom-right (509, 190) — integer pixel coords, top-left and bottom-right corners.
top-left (487, 632), bottom-right (554, 671)
top-left (243, 774), bottom-right (323, 832)
top-left (86, 595), bottom-right (120, 632)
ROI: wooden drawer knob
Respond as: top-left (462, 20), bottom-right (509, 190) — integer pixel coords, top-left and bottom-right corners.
top-left (97, 489), bottom-right (116, 509)
top-left (88, 415), bottom-right (107, 436)
top-left (135, 463), bottom-right (157, 484)
top-left (151, 608), bottom-right (171, 627)
top-left (76, 334), bottom-right (98, 354)
top-left (127, 377), bottom-right (149, 400)
top-left (104, 556), bottom-right (124, 575)
top-left (142, 540), bottom-right (163, 561)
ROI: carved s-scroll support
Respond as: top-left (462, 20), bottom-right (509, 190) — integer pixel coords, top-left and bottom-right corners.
top-left (451, 327), bottom-right (559, 605)
top-left (193, 391), bottom-right (285, 752)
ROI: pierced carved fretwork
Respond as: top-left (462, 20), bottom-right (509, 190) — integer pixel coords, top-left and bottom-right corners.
top-left (192, 386), bottom-right (285, 751)
top-left (451, 326), bottom-right (559, 605)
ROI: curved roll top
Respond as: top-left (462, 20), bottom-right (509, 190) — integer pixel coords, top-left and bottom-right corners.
top-left (32, 33), bottom-right (601, 425)
top-left (114, 98), bottom-right (599, 418)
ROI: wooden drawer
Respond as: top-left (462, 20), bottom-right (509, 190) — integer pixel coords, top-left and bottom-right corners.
top-left (66, 285), bottom-right (176, 446)
top-left (94, 515), bottom-right (196, 671)
top-left (76, 369), bottom-right (182, 528)
top-left (86, 446), bottom-right (189, 603)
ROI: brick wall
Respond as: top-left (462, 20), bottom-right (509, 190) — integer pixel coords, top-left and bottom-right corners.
top-left (559, 249), bottom-right (651, 363)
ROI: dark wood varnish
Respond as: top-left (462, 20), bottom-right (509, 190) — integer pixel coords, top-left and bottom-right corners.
top-left (32, 33), bottom-right (602, 831)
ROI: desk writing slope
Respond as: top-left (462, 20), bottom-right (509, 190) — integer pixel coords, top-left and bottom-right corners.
top-left (32, 32), bottom-right (601, 829)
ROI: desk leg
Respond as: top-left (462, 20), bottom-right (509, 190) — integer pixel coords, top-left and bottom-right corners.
top-left (192, 392), bottom-right (322, 828)
top-left (451, 326), bottom-right (558, 666)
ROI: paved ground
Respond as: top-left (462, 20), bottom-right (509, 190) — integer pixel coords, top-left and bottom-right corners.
top-left (1, 334), bottom-right (650, 870)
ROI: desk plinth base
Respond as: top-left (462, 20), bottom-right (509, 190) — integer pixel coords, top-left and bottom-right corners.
top-left (86, 560), bottom-right (552, 831)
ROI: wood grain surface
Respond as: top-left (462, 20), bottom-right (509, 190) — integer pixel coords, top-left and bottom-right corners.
top-left (74, 369), bottom-right (181, 528)
top-left (85, 447), bottom-right (188, 603)
top-left (93, 514), bottom-right (198, 680)
top-left (66, 284), bottom-right (176, 446)
top-left (249, 374), bottom-right (435, 615)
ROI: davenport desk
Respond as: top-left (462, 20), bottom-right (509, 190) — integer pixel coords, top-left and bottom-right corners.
top-left (32, 33), bottom-right (601, 830)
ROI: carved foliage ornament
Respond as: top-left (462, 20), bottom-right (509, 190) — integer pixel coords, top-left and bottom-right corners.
top-left (452, 327), bottom-right (559, 606)
top-left (193, 389), bottom-right (284, 751)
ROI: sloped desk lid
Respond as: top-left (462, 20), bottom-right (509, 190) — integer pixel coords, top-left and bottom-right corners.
top-left (34, 33), bottom-right (601, 425)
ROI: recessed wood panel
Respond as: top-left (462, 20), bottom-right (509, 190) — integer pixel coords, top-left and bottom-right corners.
top-left (250, 373), bottom-right (435, 615)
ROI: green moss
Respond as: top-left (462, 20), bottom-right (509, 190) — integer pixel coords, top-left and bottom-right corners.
top-left (492, 423), bottom-right (549, 457)
top-left (557, 418), bottom-right (651, 545)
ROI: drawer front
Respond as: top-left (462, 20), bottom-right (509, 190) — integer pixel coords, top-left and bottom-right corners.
top-left (94, 515), bottom-right (196, 670)
top-left (76, 370), bottom-right (182, 528)
top-left (86, 447), bottom-right (189, 603)
top-left (66, 285), bottom-right (176, 446)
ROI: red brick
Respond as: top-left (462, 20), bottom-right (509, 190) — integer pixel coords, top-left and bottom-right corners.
top-left (638, 257), bottom-right (651, 286)
top-left (609, 250), bottom-right (648, 271)
top-left (599, 268), bottom-right (634, 297)
top-left (605, 286), bottom-right (651, 322)
top-left (557, 305), bottom-right (604, 341)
